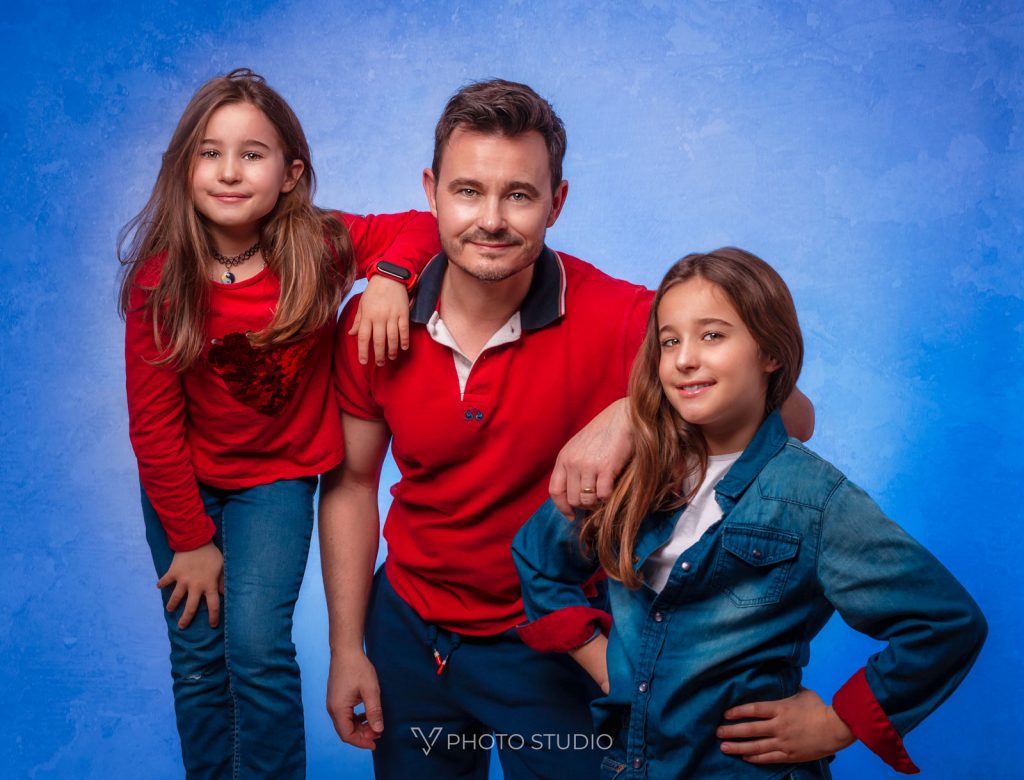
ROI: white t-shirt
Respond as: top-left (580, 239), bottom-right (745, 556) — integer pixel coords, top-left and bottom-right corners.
top-left (642, 451), bottom-right (742, 592)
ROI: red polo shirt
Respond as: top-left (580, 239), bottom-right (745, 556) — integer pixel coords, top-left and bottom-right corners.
top-left (126, 211), bottom-right (439, 552)
top-left (335, 248), bottom-right (652, 635)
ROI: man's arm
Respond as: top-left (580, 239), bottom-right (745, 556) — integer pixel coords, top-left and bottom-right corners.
top-left (320, 413), bottom-right (392, 750)
top-left (550, 390), bottom-right (815, 516)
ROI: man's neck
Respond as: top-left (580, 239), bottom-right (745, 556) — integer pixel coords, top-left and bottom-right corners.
top-left (438, 261), bottom-right (535, 361)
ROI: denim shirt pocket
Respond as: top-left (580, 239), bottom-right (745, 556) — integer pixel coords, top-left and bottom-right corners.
top-left (712, 525), bottom-right (802, 607)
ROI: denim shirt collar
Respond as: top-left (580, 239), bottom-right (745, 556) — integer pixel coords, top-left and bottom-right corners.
top-left (410, 246), bottom-right (566, 330)
top-left (629, 411), bottom-right (789, 572)
top-left (714, 410), bottom-right (789, 510)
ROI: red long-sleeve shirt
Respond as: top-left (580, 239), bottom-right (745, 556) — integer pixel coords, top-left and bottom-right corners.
top-left (126, 210), bottom-right (439, 552)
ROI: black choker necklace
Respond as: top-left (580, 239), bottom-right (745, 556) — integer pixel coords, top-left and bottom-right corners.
top-left (213, 241), bottom-right (261, 284)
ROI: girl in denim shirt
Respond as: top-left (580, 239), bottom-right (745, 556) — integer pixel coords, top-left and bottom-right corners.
top-left (513, 248), bottom-right (985, 779)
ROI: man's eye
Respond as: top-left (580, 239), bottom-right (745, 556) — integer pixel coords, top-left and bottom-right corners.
top-left (509, 192), bottom-right (528, 201)
top-left (459, 188), bottom-right (477, 197)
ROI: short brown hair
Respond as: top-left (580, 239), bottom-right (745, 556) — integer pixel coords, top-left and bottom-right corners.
top-left (431, 79), bottom-right (567, 193)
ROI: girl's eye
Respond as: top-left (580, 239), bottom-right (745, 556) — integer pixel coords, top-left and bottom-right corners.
top-left (199, 149), bottom-right (219, 158)
top-left (660, 337), bottom-right (679, 349)
top-left (702, 331), bottom-right (723, 341)
top-left (242, 152), bottom-right (263, 161)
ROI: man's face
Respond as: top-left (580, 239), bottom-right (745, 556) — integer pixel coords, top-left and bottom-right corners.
top-left (423, 127), bottom-right (568, 284)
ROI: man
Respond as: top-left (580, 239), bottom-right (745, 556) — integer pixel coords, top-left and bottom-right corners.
top-left (320, 79), bottom-right (811, 779)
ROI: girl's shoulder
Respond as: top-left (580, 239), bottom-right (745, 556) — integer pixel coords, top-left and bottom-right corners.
top-left (133, 251), bottom-right (169, 288)
top-left (755, 439), bottom-right (850, 512)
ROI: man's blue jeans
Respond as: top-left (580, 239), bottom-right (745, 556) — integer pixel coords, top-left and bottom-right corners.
top-left (141, 477), bottom-right (316, 780)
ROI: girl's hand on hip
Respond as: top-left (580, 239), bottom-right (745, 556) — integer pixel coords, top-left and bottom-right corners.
top-left (350, 275), bottom-right (411, 367)
top-left (156, 542), bottom-right (224, 630)
top-left (717, 687), bottom-right (856, 764)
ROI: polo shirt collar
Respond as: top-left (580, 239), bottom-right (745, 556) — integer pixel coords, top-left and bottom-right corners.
top-left (409, 246), bottom-right (566, 330)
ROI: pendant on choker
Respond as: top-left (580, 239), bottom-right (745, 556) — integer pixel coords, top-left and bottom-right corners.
top-left (221, 270), bottom-right (236, 284)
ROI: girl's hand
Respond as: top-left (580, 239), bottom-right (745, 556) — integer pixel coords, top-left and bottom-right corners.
top-left (717, 688), bottom-right (855, 764)
top-left (349, 275), bottom-right (410, 366)
top-left (569, 633), bottom-right (610, 694)
top-left (156, 542), bottom-right (224, 630)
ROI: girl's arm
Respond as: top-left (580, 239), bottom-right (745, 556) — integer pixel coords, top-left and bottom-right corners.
top-left (340, 211), bottom-right (440, 366)
top-left (511, 500), bottom-right (612, 674)
top-left (125, 272), bottom-right (222, 628)
top-left (719, 478), bottom-right (986, 774)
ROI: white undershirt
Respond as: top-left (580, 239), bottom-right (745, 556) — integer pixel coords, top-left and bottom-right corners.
top-left (426, 311), bottom-right (522, 399)
top-left (642, 451), bottom-right (742, 592)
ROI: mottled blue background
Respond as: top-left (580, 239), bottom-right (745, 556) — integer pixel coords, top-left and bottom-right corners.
top-left (2, 1), bottom-right (1021, 778)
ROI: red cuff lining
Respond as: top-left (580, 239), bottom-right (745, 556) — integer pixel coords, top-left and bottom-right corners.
top-left (516, 606), bottom-right (612, 653)
top-left (833, 668), bottom-right (920, 774)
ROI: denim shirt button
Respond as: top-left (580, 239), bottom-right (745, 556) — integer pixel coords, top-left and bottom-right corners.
top-left (653, 611), bottom-right (664, 622)
top-left (680, 561), bottom-right (692, 572)
top-left (638, 680), bottom-right (649, 693)
top-left (632, 757), bottom-right (644, 769)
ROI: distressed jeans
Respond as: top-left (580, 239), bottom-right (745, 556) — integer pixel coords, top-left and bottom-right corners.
top-left (142, 477), bottom-right (316, 780)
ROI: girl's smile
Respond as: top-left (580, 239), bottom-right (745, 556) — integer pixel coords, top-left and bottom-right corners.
top-left (657, 277), bottom-right (779, 455)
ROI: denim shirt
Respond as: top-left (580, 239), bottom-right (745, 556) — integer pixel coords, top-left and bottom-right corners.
top-left (512, 412), bottom-right (986, 779)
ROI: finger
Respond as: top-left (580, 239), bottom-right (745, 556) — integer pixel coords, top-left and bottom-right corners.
top-left (178, 590), bottom-right (200, 630)
top-left (363, 684), bottom-right (384, 733)
top-left (331, 704), bottom-right (355, 741)
top-left (577, 469), bottom-right (600, 508)
top-left (206, 588), bottom-right (221, 628)
top-left (724, 701), bottom-right (778, 720)
top-left (565, 466), bottom-right (582, 510)
top-left (356, 316), bottom-right (371, 366)
top-left (386, 319), bottom-right (399, 360)
top-left (347, 309), bottom-right (362, 337)
top-left (742, 751), bottom-right (791, 764)
top-left (156, 570), bottom-right (175, 590)
top-left (595, 467), bottom-right (616, 501)
top-left (717, 720), bottom-right (775, 740)
top-left (219, 572), bottom-right (225, 595)
top-left (372, 322), bottom-right (386, 367)
top-left (165, 582), bottom-right (186, 613)
top-left (720, 737), bottom-right (780, 756)
top-left (549, 464), bottom-right (572, 518)
top-left (398, 312), bottom-right (410, 351)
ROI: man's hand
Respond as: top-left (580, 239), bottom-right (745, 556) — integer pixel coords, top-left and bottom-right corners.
top-left (549, 398), bottom-right (632, 517)
top-left (156, 542), bottom-right (224, 630)
top-left (327, 649), bottom-right (385, 750)
top-left (568, 633), bottom-right (610, 694)
top-left (349, 274), bottom-right (411, 366)
top-left (717, 688), bottom-right (855, 764)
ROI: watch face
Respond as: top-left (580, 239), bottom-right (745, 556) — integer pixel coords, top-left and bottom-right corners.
top-left (377, 261), bottom-right (412, 281)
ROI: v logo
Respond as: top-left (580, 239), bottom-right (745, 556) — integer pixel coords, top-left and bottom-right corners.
top-left (410, 726), bottom-right (444, 756)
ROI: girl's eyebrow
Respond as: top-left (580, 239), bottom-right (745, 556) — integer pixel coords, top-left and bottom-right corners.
top-left (697, 317), bottom-right (733, 327)
top-left (199, 137), bottom-right (273, 150)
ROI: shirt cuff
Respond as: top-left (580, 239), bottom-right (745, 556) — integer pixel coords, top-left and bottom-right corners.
top-left (832, 668), bottom-right (920, 774)
top-left (516, 606), bottom-right (612, 653)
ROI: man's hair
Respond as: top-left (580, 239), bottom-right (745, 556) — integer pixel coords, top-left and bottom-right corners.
top-left (432, 79), bottom-right (567, 193)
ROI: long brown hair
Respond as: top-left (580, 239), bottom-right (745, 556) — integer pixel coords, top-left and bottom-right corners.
top-left (581, 248), bottom-right (803, 588)
top-left (117, 68), bottom-right (353, 369)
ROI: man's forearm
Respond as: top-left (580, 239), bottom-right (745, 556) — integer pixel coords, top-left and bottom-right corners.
top-left (319, 476), bottom-right (381, 654)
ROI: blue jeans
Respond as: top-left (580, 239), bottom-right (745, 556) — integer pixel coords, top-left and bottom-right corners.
top-left (142, 477), bottom-right (316, 780)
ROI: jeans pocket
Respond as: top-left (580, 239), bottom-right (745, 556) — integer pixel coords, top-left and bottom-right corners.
top-left (712, 525), bottom-right (801, 607)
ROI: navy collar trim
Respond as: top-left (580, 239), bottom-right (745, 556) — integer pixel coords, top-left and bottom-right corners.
top-left (409, 246), bottom-right (566, 330)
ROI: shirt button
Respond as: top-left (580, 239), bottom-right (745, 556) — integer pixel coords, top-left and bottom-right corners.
top-left (653, 611), bottom-right (664, 622)
top-left (752, 548), bottom-right (763, 559)
top-left (632, 757), bottom-right (644, 769)
top-left (638, 681), bottom-right (649, 693)
top-left (680, 561), bottom-right (692, 572)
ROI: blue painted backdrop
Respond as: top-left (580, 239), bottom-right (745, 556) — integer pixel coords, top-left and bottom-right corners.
top-left (2, 1), bottom-right (1020, 778)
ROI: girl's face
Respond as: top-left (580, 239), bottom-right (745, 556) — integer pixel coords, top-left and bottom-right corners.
top-left (190, 102), bottom-right (303, 250)
top-left (657, 277), bottom-right (779, 455)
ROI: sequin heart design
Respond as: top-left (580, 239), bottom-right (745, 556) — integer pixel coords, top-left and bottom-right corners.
top-left (207, 331), bottom-right (317, 415)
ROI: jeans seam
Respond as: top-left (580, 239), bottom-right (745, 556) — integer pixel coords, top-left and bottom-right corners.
top-left (222, 519), bottom-right (240, 780)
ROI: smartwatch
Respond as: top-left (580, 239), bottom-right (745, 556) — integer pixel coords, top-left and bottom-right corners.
top-left (368, 260), bottom-right (417, 290)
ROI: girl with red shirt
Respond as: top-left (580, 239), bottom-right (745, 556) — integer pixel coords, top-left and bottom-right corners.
top-left (118, 69), bottom-right (437, 779)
